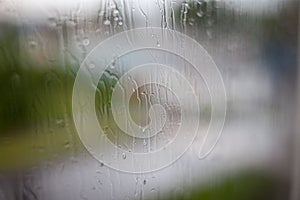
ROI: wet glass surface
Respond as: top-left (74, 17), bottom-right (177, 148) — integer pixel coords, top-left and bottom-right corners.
top-left (0, 0), bottom-right (299, 199)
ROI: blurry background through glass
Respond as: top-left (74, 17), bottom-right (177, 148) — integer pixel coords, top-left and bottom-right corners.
top-left (0, 0), bottom-right (299, 199)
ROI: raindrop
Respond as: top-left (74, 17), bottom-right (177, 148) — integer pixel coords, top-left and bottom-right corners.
top-left (189, 17), bottom-right (195, 26)
top-left (196, 10), bottom-right (204, 17)
top-left (111, 61), bottom-right (115, 69)
top-left (113, 9), bottom-right (119, 16)
top-left (122, 153), bottom-right (126, 159)
top-left (56, 118), bottom-right (65, 127)
top-left (109, 2), bottom-right (116, 9)
top-left (28, 40), bottom-right (38, 49)
top-left (98, 11), bottom-right (105, 17)
top-left (89, 63), bottom-right (95, 69)
top-left (48, 17), bottom-right (57, 27)
top-left (142, 126), bottom-right (147, 133)
top-left (83, 37), bottom-right (90, 46)
top-left (64, 141), bottom-right (70, 149)
top-left (206, 29), bottom-right (213, 39)
top-left (207, 19), bottom-right (214, 26)
top-left (103, 19), bottom-right (111, 26)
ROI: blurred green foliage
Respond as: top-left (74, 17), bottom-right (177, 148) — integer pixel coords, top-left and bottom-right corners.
top-left (167, 172), bottom-right (286, 200)
top-left (0, 23), bottom-right (74, 132)
top-left (0, 23), bottom-right (118, 134)
top-left (0, 23), bottom-right (119, 170)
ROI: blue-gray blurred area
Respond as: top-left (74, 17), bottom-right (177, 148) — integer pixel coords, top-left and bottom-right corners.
top-left (0, 0), bottom-right (299, 200)
top-left (261, 2), bottom-right (298, 95)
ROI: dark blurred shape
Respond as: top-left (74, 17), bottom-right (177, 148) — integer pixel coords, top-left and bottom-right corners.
top-left (173, 172), bottom-right (288, 200)
top-left (261, 0), bottom-right (299, 92)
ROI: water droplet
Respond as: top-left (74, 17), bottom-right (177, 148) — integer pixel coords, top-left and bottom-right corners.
top-left (83, 37), bottom-right (90, 46)
top-left (189, 17), bottom-right (195, 26)
top-left (142, 126), bottom-right (147, 133)
top-left (143, 179), bottom-right (147, 185)
top-left (111, 61), bottom-right (116, 69)
top-left (28, 40), bottom-right (38, 49)
top-left (197, 10), bottom-right (203, 17)
top-left (89, 63), bottom-right (95, 69)
top-left (48, 17), bottom-right (57, 27)
top-left (56, 118), bottom-right (65, 127)
top-left (118, 21), bottom-right (123, 26)
top-left (109, 2), bottom-right (116, 9)
top-left (100, 11), bottom-right (106, 17)
top-left (207, 19), bottom-right (214, 26)
top-left (64, 141), bottom-right (70, 149)
top-left (103, 19), bottom-right (111, 26)
top-left (206, 29), bottom-right (213, 39)
top-left (122, 153), bottom-right (126, 159)
top-left (113, 10), bottom-right (119, 16)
